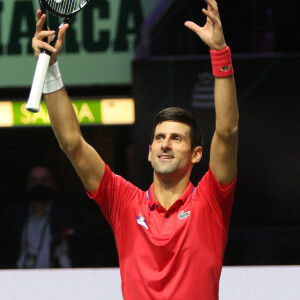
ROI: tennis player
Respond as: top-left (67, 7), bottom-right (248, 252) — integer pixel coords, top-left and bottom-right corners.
top-left (32, 0), bottom-right (238, 298)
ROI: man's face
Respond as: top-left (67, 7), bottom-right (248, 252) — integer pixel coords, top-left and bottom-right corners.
top-left (27, 167), bottom-right (55, 190)
top-left (148, 121), bottom-right (201, 176)
top-left (27, 167), bottom-right (56, 204)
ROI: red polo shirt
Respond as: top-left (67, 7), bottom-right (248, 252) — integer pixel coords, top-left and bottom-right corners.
top-left (88, 164), bottom-right (236, 300)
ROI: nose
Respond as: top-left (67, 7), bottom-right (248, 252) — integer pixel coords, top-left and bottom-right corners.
top-left (161, 138), bottom-right (171, 151)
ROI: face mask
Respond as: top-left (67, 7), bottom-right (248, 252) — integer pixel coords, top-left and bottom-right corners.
top-left (27, 184), bottom-right (53, 203)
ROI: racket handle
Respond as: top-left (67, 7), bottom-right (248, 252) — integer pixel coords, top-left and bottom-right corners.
top-left (26, 53), bottom-right (51, 113)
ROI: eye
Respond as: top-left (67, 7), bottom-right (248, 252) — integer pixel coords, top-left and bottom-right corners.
top-left (173, 136), bottom-right (182, 142)
top-left (155, 134), bottom-right (164, 141)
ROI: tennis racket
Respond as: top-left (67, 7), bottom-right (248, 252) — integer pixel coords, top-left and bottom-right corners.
top-left (26, 0), bottom-right (90, 113)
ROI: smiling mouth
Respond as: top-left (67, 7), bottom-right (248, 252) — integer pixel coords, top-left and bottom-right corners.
top-left (158, 155), bottom-right (174, 160)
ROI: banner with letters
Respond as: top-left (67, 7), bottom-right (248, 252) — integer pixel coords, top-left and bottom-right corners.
top-left (0, 0), bottom-right (158, 88)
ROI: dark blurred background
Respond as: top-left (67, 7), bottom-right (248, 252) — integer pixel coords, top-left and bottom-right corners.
top-left (0, 0), bottom-right (299, 268)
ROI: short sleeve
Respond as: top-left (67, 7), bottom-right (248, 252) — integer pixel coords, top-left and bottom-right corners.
top-left (86, 164), bottom-right (139, 231)
top-left (194, 168), bottom-right (237, 227)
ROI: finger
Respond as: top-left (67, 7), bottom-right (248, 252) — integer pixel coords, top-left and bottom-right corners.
top-left (205, 0), bottom-right (218, 12)
top-left (202, 8), bottom-right (221, 27)
top-left (36, 9), bottom-right (42, 23)
top-left (184, 21), bottom-right (203, 35)
top-left (42, 42), bottom-right (57, 53)
top-left (33, 40), bottom-right (57, 53)
top-left (204, 0), bottom-right (220, 18)
top-left (57, 23), bottom-right (69, 41)
top-left (36, 30), bottom-right (56, 41)
top-left (36, 14), bottom-right (47, 32)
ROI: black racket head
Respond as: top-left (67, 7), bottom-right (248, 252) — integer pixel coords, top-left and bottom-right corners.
top-left (42, 0), bottom-right (89, 18)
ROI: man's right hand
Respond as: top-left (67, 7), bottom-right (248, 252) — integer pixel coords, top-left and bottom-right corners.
top-left (32, 9), bottom-right (69, 65)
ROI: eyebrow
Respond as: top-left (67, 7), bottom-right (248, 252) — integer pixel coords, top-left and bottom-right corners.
top-left (155, 132), bottom-right (187, 139)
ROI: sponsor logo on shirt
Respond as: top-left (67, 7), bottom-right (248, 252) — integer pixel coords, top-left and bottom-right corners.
top-left (178, 210), bottom-right (191, 220)
top-left (137, 215), bottom-right (149, 230)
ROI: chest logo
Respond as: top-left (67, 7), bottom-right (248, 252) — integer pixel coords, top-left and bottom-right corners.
top-left (137, 215), bottom-right (149, 230)
top-left (178, 210), bottom-right (191, 220)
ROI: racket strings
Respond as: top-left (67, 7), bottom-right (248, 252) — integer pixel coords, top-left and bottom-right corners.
top-left (45, 0), bottom-right (85, 15)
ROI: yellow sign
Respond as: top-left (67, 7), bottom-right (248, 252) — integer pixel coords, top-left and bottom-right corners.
top-left (0, 99), bottom-right (135, 127)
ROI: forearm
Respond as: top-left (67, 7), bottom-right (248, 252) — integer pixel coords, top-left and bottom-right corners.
top-left (214, 75), bottom-right (239, 137)
top-left (209, 75), bottom-right (238, 183)
top-left (44, 88), bottom-right (82, 153)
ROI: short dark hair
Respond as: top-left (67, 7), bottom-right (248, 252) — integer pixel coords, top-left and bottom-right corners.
top-left (151, 107), bottom-right (203, 148)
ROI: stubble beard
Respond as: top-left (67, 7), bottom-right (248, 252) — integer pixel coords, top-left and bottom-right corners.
top-left (152, 159), bottom-right (178, 175)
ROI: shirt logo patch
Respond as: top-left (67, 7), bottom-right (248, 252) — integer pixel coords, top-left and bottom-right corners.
top-left (178, 210), bottom-right (191, 220)
top-left (137, 215), bottom-right (149, 230)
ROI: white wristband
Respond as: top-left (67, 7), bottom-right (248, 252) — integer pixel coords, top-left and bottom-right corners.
top-left (42, 62), bottom-right (64, 94)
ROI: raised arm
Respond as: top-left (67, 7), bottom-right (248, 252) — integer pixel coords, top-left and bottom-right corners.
top-left (32, 10), bottom-right (105, 193)
top-left (185, 0), bottom-right (238, 184)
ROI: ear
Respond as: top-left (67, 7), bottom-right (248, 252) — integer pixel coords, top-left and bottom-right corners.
top-left (148, 145), bottom-right (152, 162)
top-left (191, 146), bottom-right (202, 164)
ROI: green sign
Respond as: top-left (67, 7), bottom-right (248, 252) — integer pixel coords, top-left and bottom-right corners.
top-left (0, 0), bottom-right (158, 88)
top-left (0, 98), bottom-right (135, 126)
top-left (13, 101), bottom-right (101, 126)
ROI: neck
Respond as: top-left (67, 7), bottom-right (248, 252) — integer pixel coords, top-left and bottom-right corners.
top-left (31, 201), bottom-right (50, 217)
top-left (153, 171), bottom-right (191, 210)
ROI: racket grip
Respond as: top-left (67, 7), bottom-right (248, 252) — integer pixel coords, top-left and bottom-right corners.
top-left (26, 53), bottom-right (51, 113)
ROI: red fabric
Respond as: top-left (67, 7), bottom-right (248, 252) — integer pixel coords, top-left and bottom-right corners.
top-left (210, 46), bottom-right (234, 77)
top-left (87, 165), bottom-right (236, 300)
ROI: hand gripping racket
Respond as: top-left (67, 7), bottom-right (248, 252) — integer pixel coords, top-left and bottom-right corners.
top-left (26, 0), bottom-right (90, 112)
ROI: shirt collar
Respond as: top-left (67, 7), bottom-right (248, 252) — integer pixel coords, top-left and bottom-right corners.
top-left (147, 182), bottom-right (194, 210)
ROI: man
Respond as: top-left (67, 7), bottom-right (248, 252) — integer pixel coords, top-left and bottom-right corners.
top-left (32, 0), bottom-right (238, 298)
top-left (0, 166), bottom-right (72, 268)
